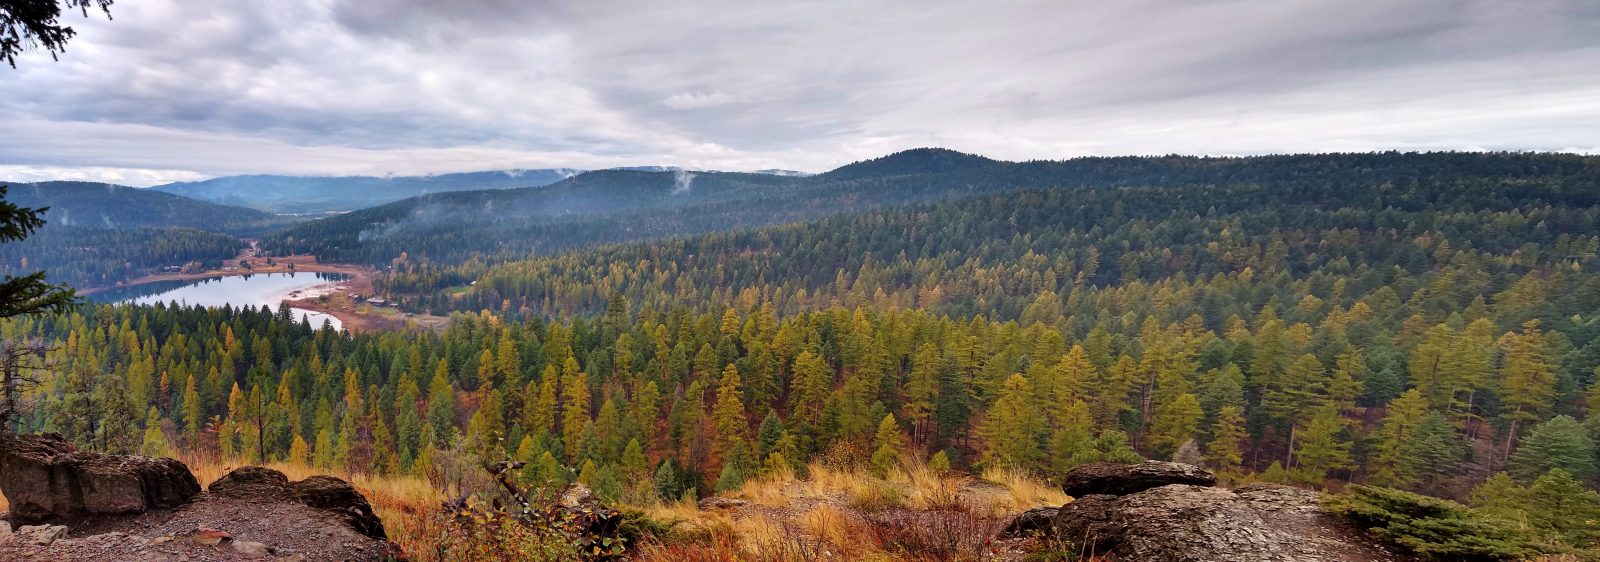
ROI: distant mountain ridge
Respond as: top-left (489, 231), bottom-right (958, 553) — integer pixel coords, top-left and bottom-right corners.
top-left (153, 167), bottom-right (813, 214)
top-left (151, 169), bottom-right (583, 214)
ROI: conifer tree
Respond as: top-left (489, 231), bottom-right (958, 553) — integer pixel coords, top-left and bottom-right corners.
top-left (96, 371), bottom-right (138, 454)
top-left (594, 397), bottom-right (622, 462)
top-left (1368, 389), bottom-right (1429, 487)
top-left (182, 374), bottom-right (202, 446)
top-left (1049, 399), bottom-right (1095, 473)
top-left (1524, 468), bottom-right (1600, 546)
top-left (222, 382), bottom-right (245, 459)
top-left (466, 388), bottom-right (506, 459)
top-left (1206, 405), bottom-right (1247, 475)
top-left (928, 450), bottom-right (952, 474)
top-left (534, 450), bottom-right (567, 489)
top-left (870, 413), bottom-right (904, 476)
top-left (528, 365), bottom-right (558, 437)
top-left (139, 407), bottom-right (170, 457)
top-left (1149, 392), bottom-right (1203, 459)
top-left (790, 351), bottom-right (831, 422)
top-left (424, 363), bottom-right (456, 448)
top-left (577, 459), bottom-right (597, 487)
top-left (314, 426), bottom-right (334, 468)
top-left (1264, 353), bottom-right (1328, 430)
top-left (395, 383), bottom-right (422, 469)
top-left (1407, 412), bottom-right (1467, 493)
top-left (289, 433), bottom-right (310, 465)
top-left (711, 364), bottom-right (747, 456)
top-left (1294, 406), bottom-right (1353, 483)
top-left (903, 343), bottom-right (940, 444)
top-left (1408, 323), bottom-right (1456, 410)
top-left (716, 440), bottom-right (754, 492)
top-left (370, 406), bottom-right (397, 474)
top-left (621, 438), bottom-right (647, 478)
top-left (561, 366), bottom-right (590, 458)
top-left (1509, 415), bottom-right (1595, 482)
top-left (633, 379), bottom-right (661, 439)
top-left (981, 374), bottom-right (1043, 471)
top-left (1093, 430), bottom-right (1144, 464)
top-left (1500, 320), bottom-right (1558, 460)
top-left (755, 409), bottom-right (783, 460)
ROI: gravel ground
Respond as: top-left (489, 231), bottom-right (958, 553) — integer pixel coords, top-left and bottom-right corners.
top-left (0, 492), bottom-right (402, 561)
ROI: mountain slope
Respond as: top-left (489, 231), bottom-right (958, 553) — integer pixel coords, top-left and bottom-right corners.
top-left (265, 169), bottom-right (803, 262)
top-left (152, 169), bottom-right (581, 214)
top-left (385, 150), bottom-right (1600, 318)
top-left (0, 181), bottom-right (265, 287)
top-left (4, 181), bottom-right (281, 234)
top-left (264, 149), bottom-right (1600, 267)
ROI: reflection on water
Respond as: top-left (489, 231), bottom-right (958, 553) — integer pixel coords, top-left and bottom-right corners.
top-left (94, 272), bottom-right (349, 330)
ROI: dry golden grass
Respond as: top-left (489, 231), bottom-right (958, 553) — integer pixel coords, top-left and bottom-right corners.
top-left (631, 460), bottom-right (1065, 562)
top-left (1, 451), bottom-right (1067, 562)
top-left (979, 466), bottom-right (1071, 515)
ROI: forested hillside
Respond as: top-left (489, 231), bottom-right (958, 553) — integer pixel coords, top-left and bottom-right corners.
top-left (4, 181), bottom-right (281, 233)
top-left (0, 226), bottom-right (246, 288)
top-left (5, 150), bottom-right (1600, 528)
top-left (264, 169), bottom-right (803, 263)
top-left (265, 150), bottom-right (1600, 269)
top-left (0, 183), bottom-right (273, 287)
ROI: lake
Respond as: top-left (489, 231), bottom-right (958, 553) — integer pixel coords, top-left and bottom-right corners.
top-left (93, 272), bottom-right (348, 330)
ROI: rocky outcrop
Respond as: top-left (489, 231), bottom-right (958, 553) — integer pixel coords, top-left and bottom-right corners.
top-left (208, 467), bottom-right (387, 540)
top-left (998, 506), bottom-right (1059, 537)
top-left (0, 434), bottom-right (400, 561)
top-left (1058, 460), bottom-right (1217, 497)
top-left (207, 465), bottom-right (292, 499)
top-left (0, 432), bottom-right (201, 529)
top-left (289, 475), bottom-right (386, 540)
top-left (1012, 461), bottom-right (1410, 562)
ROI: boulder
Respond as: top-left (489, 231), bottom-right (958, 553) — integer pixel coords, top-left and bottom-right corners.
top-left (290, 475), bottom-right (386, 540)
top-left (232, 539), bottom-right (274, 557)
top-left (1050, 494), bottom-right (1121, 551)
top-left (208, 467), bottom-right (388, 540)
top-left (1059, 460), bottom-right (1216, 497)
top-left (559, 483), bottom-right (595, 508)
top-left (0, 433), bottom-right (201, 529)
top-left (208, 465), bottom-right (292, 499)
top-left (15, 524), bottom-right (68, 545)
top-left (998, 506), bottom-right (1059, 538)
top-left (1050, 483), bottom-right (1408, 562)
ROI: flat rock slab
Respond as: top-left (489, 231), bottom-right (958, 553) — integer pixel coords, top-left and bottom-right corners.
top-left (1059, 460), bottom-right (1217, 497)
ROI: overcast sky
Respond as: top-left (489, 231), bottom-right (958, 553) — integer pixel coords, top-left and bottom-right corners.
top-left (3, 0), bottom-right (1599, 185)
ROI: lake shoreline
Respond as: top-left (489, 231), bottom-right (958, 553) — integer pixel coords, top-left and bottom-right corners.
top-left (83, 255), bottom-right (450, 333)
top-left (77, 260), bottom-right (368, 296)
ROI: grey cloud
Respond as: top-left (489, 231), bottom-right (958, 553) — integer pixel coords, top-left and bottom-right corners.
top-left (2, 0), bottom-right (1598, 184)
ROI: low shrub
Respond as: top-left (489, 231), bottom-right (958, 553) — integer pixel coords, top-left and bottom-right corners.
top-left (863, 509), bottom-right (1006, 561)
top-left (1325, 485), bottom-right (1546, 561)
